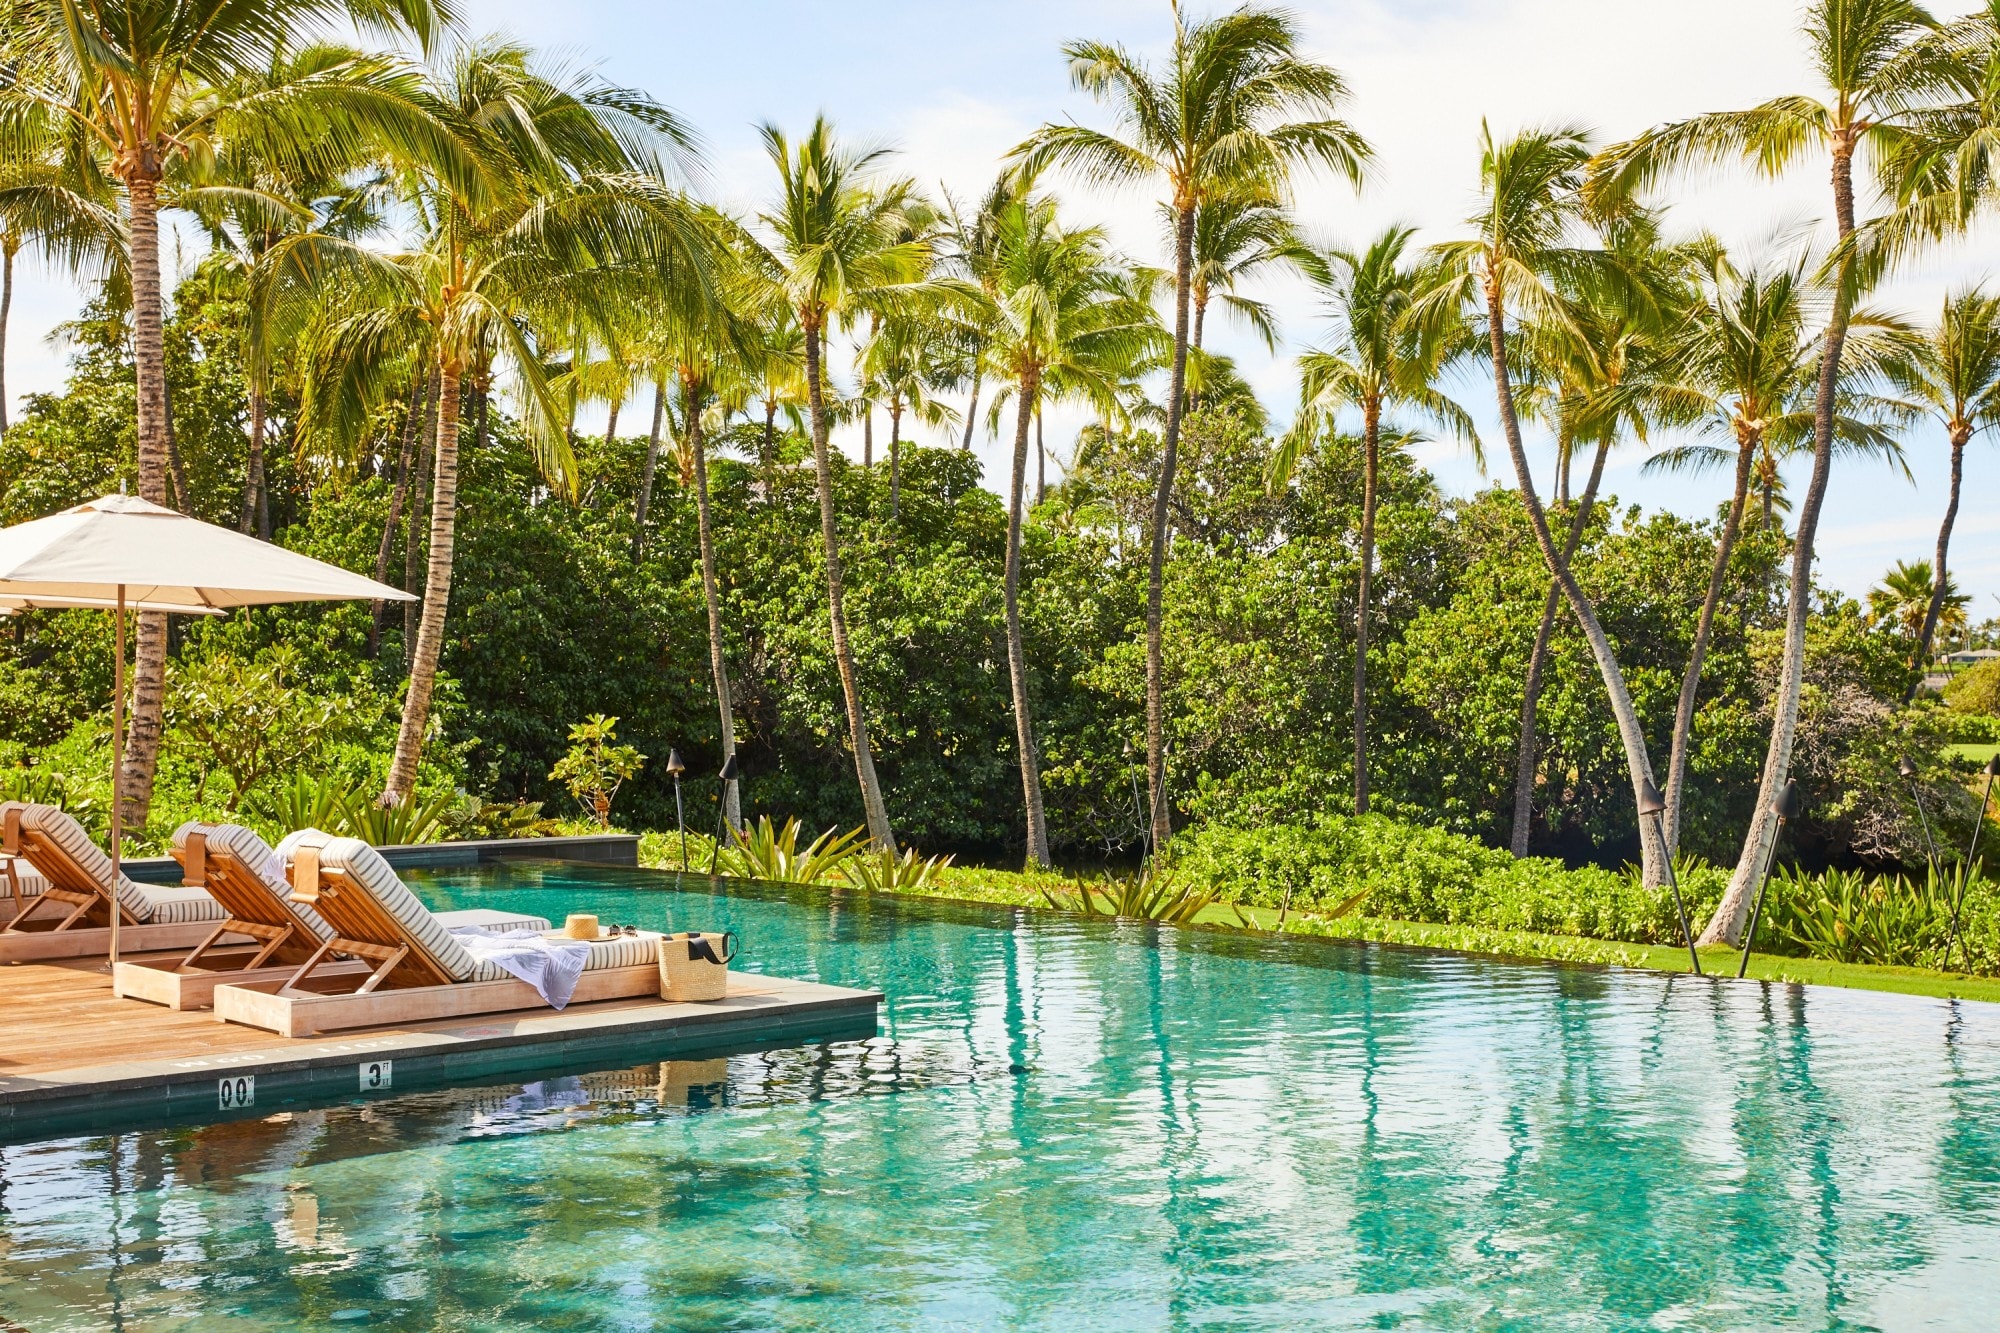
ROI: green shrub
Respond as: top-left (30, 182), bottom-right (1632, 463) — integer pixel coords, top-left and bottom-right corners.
top-left (1169, 814), bottom-right (1725, 947)
top-left (1945, 658), bottom-right (2000, 717)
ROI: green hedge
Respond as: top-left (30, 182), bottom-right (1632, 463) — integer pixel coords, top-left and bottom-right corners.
top-left (1167, 813), bottom-right (1995, 975)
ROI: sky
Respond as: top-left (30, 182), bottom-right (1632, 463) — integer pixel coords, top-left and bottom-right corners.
top-left (5, 0), bottom-right (1998, 613)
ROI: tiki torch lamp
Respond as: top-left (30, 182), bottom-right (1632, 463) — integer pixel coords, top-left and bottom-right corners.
top-left (1739, 780), bottom-right (1802, 979)
top-left (1637, 777), bottom-right (1700, 974)
top-left (710, 753), bottom-right (741, 875)
top-left (665, 748), bottom-right (687, 871)
top-left (1942, 754), bottom-right (1999, 972)
top-left (1900, 756), bottom-right (1940, 870)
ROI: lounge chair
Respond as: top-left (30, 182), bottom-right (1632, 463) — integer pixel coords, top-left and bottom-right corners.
top-left (114, 822), bottom-right (556, 1010)
top-left (0, 848), bottom-right (50, 925)
top-left (0, 801), bottom-right (234, 963)
top-left (214, 832), bottom-right (662, 1037)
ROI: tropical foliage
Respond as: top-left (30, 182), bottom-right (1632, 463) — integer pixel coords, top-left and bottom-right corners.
top-left (3, 0), bottom-right (1999, 974)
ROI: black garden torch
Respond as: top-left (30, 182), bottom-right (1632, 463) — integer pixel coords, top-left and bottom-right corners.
top-left (710, 753), bottom-right (741, 874)
top-left (1942, 754), bottom-right (1999, 972)
top-left (1637, 777), bottom-right (1700, 975)
top-left (1899, 756), bottom-right (1940, 870)
top-left (1739, 780), bottom-right (1802, 979)
top-left (666, 748), bottom-right (687, 871)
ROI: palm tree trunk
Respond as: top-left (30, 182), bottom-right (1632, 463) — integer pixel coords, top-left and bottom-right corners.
top-left (962, 366), bottom-right (981, 449)
top-left (604, 399), bottom-right (621, 448)
top-left (1006, 373), bottom-right (1052, 868)
top-left (404, 371), bottom-right (438, 670)
top-left (1908, 431), bottom-right (1966, 701)
top-left (1509, 436), bottom-right (1609, 856)
top-left (687, 379), bottom-right (742, 834)
top-left (162, 377), bottom-right (190, 513)
top-left (371, 376), bottom-right (423, 654)
top-left (803, 317), bottom-right (895, 851)
top-left (117, 171), bottom-right (171, 831)
top-left (1354, 398), bottom-right (1380, 816)
top-left (241, 387), bottom-right (267, 536)
top-left (889, 399), bottom-right (903, 524)
top-left (0, 241), bottom-right (13, 439)
top-left (1664, 436), bottom-right (1756, 853)
top-left (1036, 405), bottom-right (1046, 506)
top-left (1702, 141), bottom-right (1858, 946)
top-left (1486, 280), bottom-right (1667, 888)
top-left (634, 377), bottom-right (666, 559)
top-left (1144, 204), bottom-right (1198, 851)
top-left (384, 368), bottom-right (462, 805)
top-left (762, 401), bottom-right (778, 490)
top-left (1193, 292), bottom-right (1208, 351)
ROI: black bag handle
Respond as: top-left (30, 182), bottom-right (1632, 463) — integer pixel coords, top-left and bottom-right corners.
top-left (686, 931), bottom-right (737, 966)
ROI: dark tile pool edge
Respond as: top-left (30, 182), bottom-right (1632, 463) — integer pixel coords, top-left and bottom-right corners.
top-left (0, 982), bottom-right (879, 1144)
top-left (119, 833), bottom-right (641, 884)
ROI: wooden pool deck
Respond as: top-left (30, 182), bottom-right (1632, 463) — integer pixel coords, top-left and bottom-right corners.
top-left (0, 952), bottom-right (879, 1142)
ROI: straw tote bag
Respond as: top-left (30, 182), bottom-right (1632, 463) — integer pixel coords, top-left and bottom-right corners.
top-left (656, 930), bottom-right (738, 1002)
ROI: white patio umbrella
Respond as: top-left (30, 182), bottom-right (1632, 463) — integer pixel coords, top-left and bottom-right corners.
top-left (0, 494), bottom-right (413, 962)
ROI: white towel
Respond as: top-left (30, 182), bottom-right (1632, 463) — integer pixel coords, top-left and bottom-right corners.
top-left (449, 929), bottom-right (592, 1009)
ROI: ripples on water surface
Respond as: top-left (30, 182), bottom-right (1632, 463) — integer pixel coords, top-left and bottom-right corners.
top-left (3, 863), bottom-right (1998, 1330)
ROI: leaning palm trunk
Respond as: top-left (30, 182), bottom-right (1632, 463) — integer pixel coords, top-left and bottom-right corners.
top-left (634, 378), bottom-right (666, 559)
top-left (687, 387), bottom-right (742, 833)
top-left (889, 401), bottom-right (904, 524)
top-left (241, 387), bottom-right (267, 537)
top-left (1354, 399), bottom-right (1381, 815)
top-left (1006, 377), bottom-right (1052, 867)
top-left (1664, 436), bottom-right (1756, 852)
top-left (0, 242), bottom-right (13, 438)
top-left (1702, 144), bottom-right (1858, 946)
top-left (404, 372), bottom-right (438, 669)
top-left (803, 320), bottom-right (895, 851)
top-left (1143, 204), bottom-right (1198, 850)
top-left (1487, 283), bottom-right (1667, 888)
top-left (962, 365), bottom-right (981, 449)
top-left (371, 377), bottom-right (424, 653)
top-left (1510, 437), bottom-right (1610, 856)
top-left (383, 369), bottom-right (462, 805)
top-left (1908, 429), bottom-right (1966, 700)
top-left (117, 172), bottom-right (171, 830)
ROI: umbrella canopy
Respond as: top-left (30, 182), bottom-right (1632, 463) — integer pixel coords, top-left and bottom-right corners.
top-left (0, 494), bottom-right (411, 609)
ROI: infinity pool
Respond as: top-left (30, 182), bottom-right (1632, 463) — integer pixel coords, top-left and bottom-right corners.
top-left (3, 863), bottom-right (1997, 1329)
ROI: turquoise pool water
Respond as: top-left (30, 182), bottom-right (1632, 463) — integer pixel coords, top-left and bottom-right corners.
top-left (3, 863), bottom-right (1999, 1330)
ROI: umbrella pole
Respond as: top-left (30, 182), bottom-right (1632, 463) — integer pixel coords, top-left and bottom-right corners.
top-left (109, 586), bottom-right (124, 969)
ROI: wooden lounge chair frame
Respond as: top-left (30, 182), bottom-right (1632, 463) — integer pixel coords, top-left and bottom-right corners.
top-left (113, 827), bottom-right (365, 1010)
top-left (214, 843), bottom-right (662, 1038)
top-left (0, 803), bottom-right (233, 964)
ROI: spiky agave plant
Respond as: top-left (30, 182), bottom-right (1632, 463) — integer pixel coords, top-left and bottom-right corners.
top-left (714, 816), bottom-right (868, 884)
top-left (1040, 863), bottom-right (1229, 925)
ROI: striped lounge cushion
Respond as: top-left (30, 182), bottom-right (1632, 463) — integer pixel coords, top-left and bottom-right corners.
top-left (2, 856), bottom-right (49, 898)
top-left (284, 832), bottom-right (504, 982)
top-left (19, 803), bottom-right (223, 925)
top-left (573, 930), bottom-right (663, 970)
top-left (174, 821), bottom-right (334, 939)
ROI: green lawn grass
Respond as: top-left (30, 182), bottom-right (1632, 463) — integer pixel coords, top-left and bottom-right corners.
top-left (1952, 741), bottom-right (2000, 766)
top-left (641, 849), bottom-right (2000, 1005)
top-left (919, 864), bottom-right (2000, 1004)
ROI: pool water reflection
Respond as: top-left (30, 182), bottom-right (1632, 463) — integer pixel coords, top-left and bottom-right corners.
top-left (2, 862), bottom-right (1997, 1330)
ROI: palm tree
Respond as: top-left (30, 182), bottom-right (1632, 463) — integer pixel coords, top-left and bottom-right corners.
top-left (975, 192), bottom-right (1161, 867)
top-left (1592, 0), bottom-right (1961, 943)
top-left (753, 117), bottom-right (931, 851)
top-left (942, 173), bottom-right (1026, 452)
top-left (1269, 226), bottom-right (1472, 815)
top-left (1649, 248), bottom-right (1909, 850)
top-left (274, 40), bottom-right (716, 805)
top-left (1872, 558), bottom-right (1966, 636)
top-left (1013, 4), bottom-right (1370, 849)
top-left (1188, 195), bottom-right (1300, 351)
top-left (1422, 122), bottom-right (1673, 888)
top-left (1886, 288), bottom-right (2000, 690)
top-left (860, 307), bottom-right (958, 524)
top-left (187, 46), bottom-right (398, 539)
top-left (1, 0), bottom-right (456, 827)
top-left (654, 207), bottom-right (764, 833)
